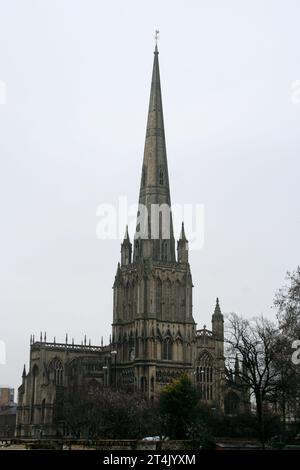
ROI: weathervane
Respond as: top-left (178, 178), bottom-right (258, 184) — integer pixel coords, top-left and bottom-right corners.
top-left (154, 29), bottom-right (160, 46)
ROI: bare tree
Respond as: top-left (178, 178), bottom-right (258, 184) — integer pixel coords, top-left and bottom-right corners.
top-left (274, 266), bottom-right (300, 338)
top-left (273, 267), bottom-right (300, 423)
top-left (226, 314), bottom-right (280, 447)
top-left (63, 383), bottom-right (159, 439)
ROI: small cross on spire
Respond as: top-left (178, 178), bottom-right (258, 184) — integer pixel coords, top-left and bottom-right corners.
top-left (154, 29), bottom-right (160, 50)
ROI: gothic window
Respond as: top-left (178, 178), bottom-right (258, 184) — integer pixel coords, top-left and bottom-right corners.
top-left (224, 392), bottom-right (240, 415)
top-left (142, 167), bottom-right (146, 186)
top-left (196, 351), bottom-right (213, 401)
top-left (159, 168), bottom-right (164, 185)
top-left (129, 348), bottom-right (135, 361)
top-left (150, 376), bottom-right (155, 392)
top-left (175, 280), bottom-right (181, 317)
top-left (129, 333), bottom-right (134, 360)
top-left (49, 357), bottom-right (63, 386)
top-left (30, 365), bottom-right (39, 423)
top-left (135, 240), bottom-right (140, 260)
top-left (130, 281), bottom-right (135, 318)
top-left (176, 338), bottom-right (183, 361)
top-left (156, 278), bottom-right (162, 317)
top-left (125, 281), bottom-right (130, 319)
top-left (161, 240), bottom-right (168, 261)
top-left (163, 279), bottom-right (171, 317)
top-left (180, 283), bottom-right (186, 315)
top-left (163, 337), bottom-right (172, 360)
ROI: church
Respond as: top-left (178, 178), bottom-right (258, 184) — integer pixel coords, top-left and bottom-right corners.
top-left (16, 44), bottom-right (249, 438)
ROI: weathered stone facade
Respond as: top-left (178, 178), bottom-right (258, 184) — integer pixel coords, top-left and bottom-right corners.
top-left (16, 46), bottom-right (249, 438)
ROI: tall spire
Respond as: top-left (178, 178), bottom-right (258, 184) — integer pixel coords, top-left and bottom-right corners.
top-left (134, 42), bottom-right (175, 262)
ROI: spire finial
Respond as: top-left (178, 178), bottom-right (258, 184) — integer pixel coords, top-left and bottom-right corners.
top-left (123, 225), bottom-right (130, 242)
top-left (179, 221), bottom-right (188, 242)
top-left (154, 29), bottom-right (159, 52)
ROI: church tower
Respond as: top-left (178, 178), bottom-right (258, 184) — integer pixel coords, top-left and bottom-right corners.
top-left (112, 44), bottom-right (196, 397)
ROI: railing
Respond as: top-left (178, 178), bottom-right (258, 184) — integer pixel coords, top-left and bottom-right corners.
top-left (196, 329), bottom-right (213, 337)
top-left (31, 342), bottom-right (110, 353)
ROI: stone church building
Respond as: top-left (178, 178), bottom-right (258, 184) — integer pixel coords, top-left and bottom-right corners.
top-left (16, 45), bottom-right (249, 437)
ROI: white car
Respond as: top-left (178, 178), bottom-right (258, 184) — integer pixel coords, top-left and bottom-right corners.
top-left (142, 436), bottom-right (169, 441)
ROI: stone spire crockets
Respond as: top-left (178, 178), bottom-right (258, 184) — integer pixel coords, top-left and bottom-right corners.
top-left (121, 225), bottom-right (132, 266)
top-left (177, 222), bottom-right (189, 263)
top-left (134, 44), bottom-right (175, 263)
top-left (212, 297), bottom-right (224, 340)
top-left (213, 297), bottom-right (223, 317)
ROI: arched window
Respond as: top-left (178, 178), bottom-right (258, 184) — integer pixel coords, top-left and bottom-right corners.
top-left (159, 168), bottom-right (164, 185)
top-left (141, 376), bottom-right (147, 393)
top-left (224, 392), bottom-right (240, 415)
top-left (129, 281), bottom-right (135, 318)
top-left (156, 278), bottom-right (162, 317)
top-left (175, 280), bottom-right (181, 317)
top-left (142, 167), bottom-right (146, 186)
top-left (49, 358), bottom-right (63, 386)
top-left (125, 281), bottom-right (130, 319)
top-left (161, 240), bottom-right (168, 261)
top-left (150, 376), bottom-right (155, 392)
top-left (163, 337), bottom-right (172, 360)
top-left (31, 365), bottom-right (39, 423)
top-left (129, 333), bottom-right (134, 360)
top-left (135, 240), bottom-right (140, 260)
top-left (163, 279), bottom-right (171, 317)
top-left (196, 351), bottom-right (214, 401)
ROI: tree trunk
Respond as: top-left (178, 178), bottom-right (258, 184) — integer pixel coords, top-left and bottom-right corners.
top-left (256, 394), bottom-right (265, 449)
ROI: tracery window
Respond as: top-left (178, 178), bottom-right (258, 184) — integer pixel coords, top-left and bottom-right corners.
top-left (49, 357), bottom-right (63, 386)
top-left (156, 278), bottom-right (162, 316)
top-left (163, 337), bottom-right (172, 360)
top-left (196, 351), bottom-right (214, 401)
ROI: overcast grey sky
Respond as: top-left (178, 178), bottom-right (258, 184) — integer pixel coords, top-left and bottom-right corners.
top-left (0, 0), bottom-right (300, 393)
